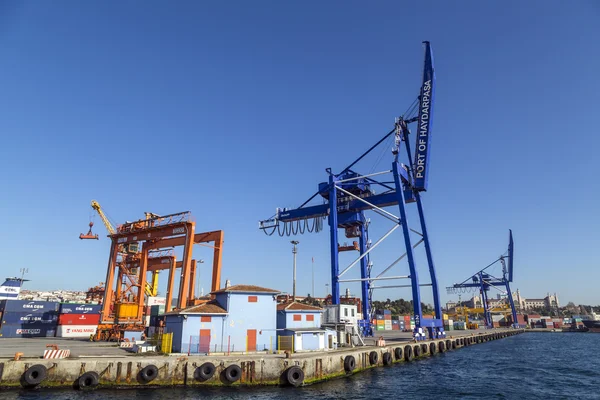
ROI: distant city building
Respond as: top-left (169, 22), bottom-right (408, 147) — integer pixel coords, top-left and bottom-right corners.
top-left (514, 290), bottom-right (559, 310)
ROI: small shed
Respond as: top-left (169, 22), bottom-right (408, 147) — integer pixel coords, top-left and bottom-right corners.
top-left (276, 301), bottom-right (322, 330)
top-left (278, 327), bottom-right (335, 352)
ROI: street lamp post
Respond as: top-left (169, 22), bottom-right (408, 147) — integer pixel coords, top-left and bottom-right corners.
top-left (291, 241), bottom-right (299, 302)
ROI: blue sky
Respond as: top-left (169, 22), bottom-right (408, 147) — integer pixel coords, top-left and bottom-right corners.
top-left (1, 1), bottom-right (599, 306)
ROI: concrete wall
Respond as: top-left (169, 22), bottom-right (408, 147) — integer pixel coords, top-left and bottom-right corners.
top-left (0, 330), bottom-right (525, 389)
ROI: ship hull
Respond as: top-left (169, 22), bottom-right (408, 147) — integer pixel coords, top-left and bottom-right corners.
top-left (582, 320), bottom-right (600, 332)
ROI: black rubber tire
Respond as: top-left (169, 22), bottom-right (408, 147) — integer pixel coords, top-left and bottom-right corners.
top-left (445, 339), bottom-right (452, 350)
top-left (382, 352), bottom-right (392, 366)
top-left (404, 345), bottom-right (413, 361)
top-left (420, 343), bottom-right (428, 354)
top-left (285, 366), bottom-right (304, 387)
top-left (23, 364), bottom-right (47, 387)
top-left (438, 341), bottom-right (446, 353)
top-left (224, 365), bottom-right (242, 383)
top-left (77, 371), bottom-right (99, 390)
top-left (394, 347), bottom-right (403, 361)
top-left (344, 355), bottom-right (356, 372)
top-left (369, 351), bottom-right (379, 365)
top-left (139, 365), bottom-right (159, 383)
top-left (414, 345), bottom-right (421, 357)
top-left (429, 342), bottom-right (437, 354)
top-left (452, 340), bottom-right (457, 349)
top-left (194, 362), bottom-right (216, 382)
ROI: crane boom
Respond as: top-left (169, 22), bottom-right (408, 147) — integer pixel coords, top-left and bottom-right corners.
top-left (86, 200), bottom-right (158, 297)
top-left (91, 200), bottom-right (116, 235)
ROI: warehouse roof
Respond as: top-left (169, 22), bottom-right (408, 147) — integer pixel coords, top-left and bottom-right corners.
top-left (277, 301), bottom-right (322, 312)
top-left (169, 300), bottom-right (227, 315)
top-left (212, 284), bottom-right (280, 294)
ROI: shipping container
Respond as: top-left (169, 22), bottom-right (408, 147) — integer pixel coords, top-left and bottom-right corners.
top-left (0, 323), bottom-right (56, 338)
top-left (2, 311), bottom-right (58, 324)
top-left (383, 310), bottom-right (391, 315)
top-left (376, 325), bottom-right (385, 331)
top-left (150, 305), bottom-right (166, 316)
top-left (146, 297), bottom-right (166, 306)
top-left (0, 300), bottom-right (59, 313)
top-left (59, 303), bottom-right (101, 315)
top-left (56, 325), bottom-right (97, 338)
top-left (58, 313), bottom-right (100, 325)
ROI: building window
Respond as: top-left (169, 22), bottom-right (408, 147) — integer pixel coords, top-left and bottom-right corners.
top-left (351, 309), bottom-right (355, 317)
top-left (201, 316), bottom-right (211, 322)
top-left (344, 308), bottom-right (348, 317)
top-left (306, 314), bottom-right (314, 321)
top-left (248, 296), bottom-right (258, 303)
top-left (293, 314), bottom-right (301, 321)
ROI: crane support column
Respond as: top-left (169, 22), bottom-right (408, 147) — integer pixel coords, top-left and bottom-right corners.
top-left (328, 174), bottom-right (340, 304)
top-left (177, 222), bottom-right (196, 309)
top-left (505, 280), bottom-right (519, 327)
top-left (211, 231), bottom-right (224, 291)
top-left (359, 222), bottom-right (370, 322)
top-left (137, 245), bottom-right (150, 322)
top-left (188, 259), bottom-right (197, 302)
top-left (415, 192), bottom-right (444, 335)
top-left (101, 242), bottom-right (118, 323)
top-left (392, 161), bottom-right (423, 334)
top-left (165, 256), bottom-right (177, 312)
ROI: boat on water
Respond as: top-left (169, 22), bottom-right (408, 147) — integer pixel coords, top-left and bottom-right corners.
top-left (582, 310), bottom-right (600, 333)
top-left (0, 277), bottom-right (27, 300)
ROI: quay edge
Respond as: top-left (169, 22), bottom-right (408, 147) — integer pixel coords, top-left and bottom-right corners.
top-left (0, 329), bottom-right (525, 390)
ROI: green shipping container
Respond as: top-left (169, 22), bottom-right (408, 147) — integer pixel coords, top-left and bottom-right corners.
top-left (376, 325), bottom-right (385, 331)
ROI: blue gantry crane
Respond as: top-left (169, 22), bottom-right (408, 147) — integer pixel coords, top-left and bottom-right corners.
top-left (259, 42), bottom-right (445, 340)
top-left (447, 230), bottom-right (519, 328)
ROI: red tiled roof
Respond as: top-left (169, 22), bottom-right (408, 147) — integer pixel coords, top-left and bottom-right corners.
top-left (212, 284), bottom-right (280, 294)
top-left (277, 301), bottom-right (322, 312)
top-left (169, 300), bottom-right (227, 315)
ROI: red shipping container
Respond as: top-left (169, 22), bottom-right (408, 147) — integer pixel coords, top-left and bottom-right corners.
top-left (58, 313), bottom-right (100, 326)
top-left (384, 315), bottom-right (392, 321)
top-left (403, 315), bottom-right (411, 322)
top-left (423, 315), bottom-right (433, 319)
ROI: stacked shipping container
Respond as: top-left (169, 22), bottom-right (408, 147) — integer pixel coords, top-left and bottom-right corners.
top-left (56, 303), bottom-right (101, 338)
top-left (0, 300), bottom-right (59, 337)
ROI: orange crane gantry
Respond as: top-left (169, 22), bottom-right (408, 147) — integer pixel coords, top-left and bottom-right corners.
top-left (91, 208), bottom-right (223, 341)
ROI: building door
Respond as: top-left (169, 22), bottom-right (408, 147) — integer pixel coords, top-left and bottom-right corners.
top-left (247, 329), bottom-right (257, 352)
top-left (199, 329), bottom-right (211, 353)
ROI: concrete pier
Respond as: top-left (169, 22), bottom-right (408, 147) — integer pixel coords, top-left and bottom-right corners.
top-left (0, 329), bottom-right (524, 390)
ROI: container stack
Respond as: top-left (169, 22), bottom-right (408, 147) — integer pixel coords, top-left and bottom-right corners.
top-left (453, 321), bottom-right (467, 330)
top-left (391, 316), bottom-right (401, 330)
top-left (147, 305), bottom-right (166, 336)
top-left (56, 303), bottom-right (102, 338)
top-left (383, 310), bottom-right (392, 330)
top-left (0, 300), bottom-right (59, 338)
top-left (444, 318), bottom-right (454, 331)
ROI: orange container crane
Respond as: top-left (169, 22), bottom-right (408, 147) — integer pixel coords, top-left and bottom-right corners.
top-left (95, 208), bottom-right (224, 341)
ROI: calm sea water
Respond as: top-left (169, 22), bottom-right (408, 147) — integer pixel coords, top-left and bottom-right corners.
top-left (4, 333), bottom-right (599, 399)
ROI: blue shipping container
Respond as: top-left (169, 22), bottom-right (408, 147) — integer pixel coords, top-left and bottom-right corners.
top-left (59, 303), bottom-right (101, 314)
top-left (0, 300), bottom-right (59, 313)
top-left (2, 311), bottom-right (58, 324)
top-left (0, 323), bottom-right (56, 338)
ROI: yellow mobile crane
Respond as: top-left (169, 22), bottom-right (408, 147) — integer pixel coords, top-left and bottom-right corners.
top-left (80, 200), bottom-right (159, 297)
